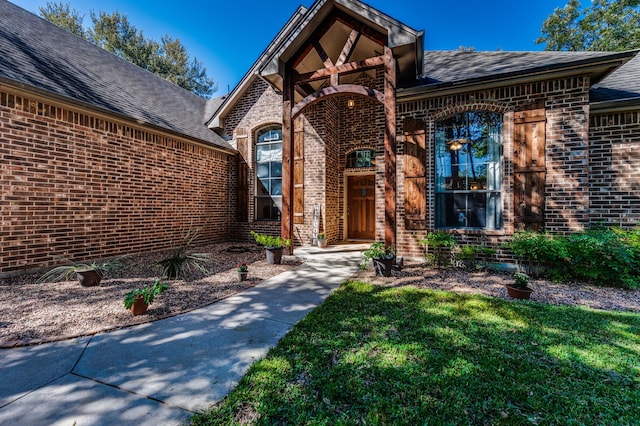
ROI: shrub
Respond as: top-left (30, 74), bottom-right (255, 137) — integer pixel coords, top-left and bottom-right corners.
top-left (419, 232), bottom-right (457, 268)
top-left (565, 228), bottom-right (638, 289)
top-left (457, 245), bottom-right (496, 270)
top-left (506, 228), bottom-right (639, 289)
top-left (505, 230), bottom-right (568, 277)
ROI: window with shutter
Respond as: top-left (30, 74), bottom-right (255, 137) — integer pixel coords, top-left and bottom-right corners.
top-left (435, 111), bottom-right (503, 229)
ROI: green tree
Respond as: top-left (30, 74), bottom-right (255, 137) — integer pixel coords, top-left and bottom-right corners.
top-left (39, 1), bottom-right (84, 38)
top-left (40, 3), bottom-right (216, 98)
top-left (536, 0), bottom-right (640, 51)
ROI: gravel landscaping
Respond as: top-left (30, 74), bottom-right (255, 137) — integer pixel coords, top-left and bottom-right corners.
top-left (353, 260), bottom-right (640, 313)
top-left (0, 242), bottom-right (300, 347)
top-left (2, 245), bottom-right (638, 348)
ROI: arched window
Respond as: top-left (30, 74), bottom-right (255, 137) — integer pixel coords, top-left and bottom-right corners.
top-left (346, 149), bottom-right (375, 168)
top-left (435, 111), bottom-right (503, 229)
top-left (255, 126), bottom-right (282, 221)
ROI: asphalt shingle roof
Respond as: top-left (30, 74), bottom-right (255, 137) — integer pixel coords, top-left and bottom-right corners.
top-left (0, 0), bottom-right (231, 150)
top-left (419, 51), bottom-right (639, 105)
top-left (591, 53), bottom-right (640, 103)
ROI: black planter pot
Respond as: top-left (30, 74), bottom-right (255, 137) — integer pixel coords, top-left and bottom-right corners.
top-left (373, 255), bottom-right (395, 277)
top-left (76, 270), bottom-right (102, 287)
top-left (265, 247), bottom-right (283, 265)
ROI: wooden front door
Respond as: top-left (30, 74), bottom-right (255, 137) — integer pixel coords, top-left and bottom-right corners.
top-left (347, 175), bottom-right (375, 240)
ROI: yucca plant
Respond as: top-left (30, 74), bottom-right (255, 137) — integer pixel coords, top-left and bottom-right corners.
top-left (155, 228), bottom-right (211, 280)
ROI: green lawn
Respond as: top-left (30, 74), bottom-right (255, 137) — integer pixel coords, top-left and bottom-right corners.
top-left (190, 281), bottom-right (640, 425)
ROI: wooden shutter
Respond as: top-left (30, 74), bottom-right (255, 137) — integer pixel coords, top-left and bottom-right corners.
top-left (404, 118), bottom-right (427, 229)
top-left (236, 129), bottom-right (248, 222)
top-left (513, 108), bottom-right (546, 230)
top-left (293, 117), bottom-right (304, 224)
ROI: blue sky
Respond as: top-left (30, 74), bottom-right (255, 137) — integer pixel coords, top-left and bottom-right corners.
top-left (11, 0), bottom-right (569, 93)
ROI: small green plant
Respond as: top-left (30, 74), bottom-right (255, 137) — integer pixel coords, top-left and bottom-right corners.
top-left (123, 279), bottom-right (168, 309)
top-left (156, 228), bottom-right (210, 279)
top-left (505, 230), bottom-right (567, 277)
top-left (360, 241), bottom-right (394, 270)
top-left (236, 262), bottom-right (248, 272)
top-left (457, 245), bottom-right (496, 270)
top-left (419, 232), bottom-right (457, 268)
top-left (250, 231), bottom-right (291, 248)
top-left (38, 257), bottom-right (125, 283)
top-left (317, 232), bottom-right (326, 240)
top-left (513, 271), bottom-right (530, 289)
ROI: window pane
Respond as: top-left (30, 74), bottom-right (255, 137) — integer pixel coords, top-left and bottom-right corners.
top-left (271, 161), bottom-right (282, 177)
top-left (255, 126), bottom-right (283, 221)
top-left (271, 178), bottom-right (282, 196)
top-left (256, 162), bottom-right (270, 179)
top-left (435, 111), bottom-right (502, 229)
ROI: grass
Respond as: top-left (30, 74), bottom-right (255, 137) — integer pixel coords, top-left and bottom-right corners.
top-left (190, 281), bottom-right (640, 425)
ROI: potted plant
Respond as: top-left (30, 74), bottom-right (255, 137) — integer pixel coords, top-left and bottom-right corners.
top-left (38, 257), bottom-right (125, 287)
top-left (236, 262), bottom-right (248, 281)
top-left (123, 279), bottom-right (168, 315)
top-left (361, 242), bottom-right (395, 277)
top-left (506, 271), bottom-right (533, 299)
top-left (317, 232), bottom-right (327, 248)
top-left (250, 231), bottom-right (291, 264)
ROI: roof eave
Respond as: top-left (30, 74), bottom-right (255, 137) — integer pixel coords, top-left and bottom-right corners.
top-left (590, 97), bottom-right (640, 113)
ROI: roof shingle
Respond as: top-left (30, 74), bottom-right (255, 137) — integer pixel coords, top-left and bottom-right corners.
top-left (0, 0), bottom-right (231, 150)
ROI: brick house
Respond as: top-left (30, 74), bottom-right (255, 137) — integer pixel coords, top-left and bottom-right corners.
top-left (1, 0), bottom-right (639, 275)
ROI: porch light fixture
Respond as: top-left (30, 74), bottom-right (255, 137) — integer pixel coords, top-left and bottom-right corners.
top-left (448, 138), bottom-right (468, 151)
top-left (347, 98), bottom-right (355, 109)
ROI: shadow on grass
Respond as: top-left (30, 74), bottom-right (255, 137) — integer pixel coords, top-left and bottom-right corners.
top-left (191, 281), bottom-right (640, 425)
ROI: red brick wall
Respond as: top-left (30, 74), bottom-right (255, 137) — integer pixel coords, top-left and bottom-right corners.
top-left (224, 72), bottom-right (640, 262)
top-left (396, 76), bottom-right (592, 258)
top-left (224, 78), bottom-right (283, 241)
top-left (0, 88), bottom-right (231, 276)
top-left (589, 110), bottom-right (640, 227)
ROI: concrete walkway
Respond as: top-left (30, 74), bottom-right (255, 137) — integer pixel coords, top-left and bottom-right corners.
top-left (0, 244), bottom-right (365, 425)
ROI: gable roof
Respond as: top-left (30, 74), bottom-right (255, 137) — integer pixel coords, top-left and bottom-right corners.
top-left (0, 0), bottom-right (232, 151)
top-left (397, 50), bottom-right (638, 99)
top-left (207, 0), bottom-right (424, 130)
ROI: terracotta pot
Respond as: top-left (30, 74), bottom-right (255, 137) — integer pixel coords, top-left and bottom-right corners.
top-left (373, 256), bottom-right (395, 277)
top-left (506, 285), bottom-right (533, 300)
top-left (238, 271), bottom-right (248, 281)
top-left (131, 296), bottom-right (149, 315)
top-left (76, 270), bottom-right (102, 287)
top-left (265, 247), bottom-right (283, 264)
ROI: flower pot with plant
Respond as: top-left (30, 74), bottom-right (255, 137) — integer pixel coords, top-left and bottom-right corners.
top-left (506, 271), bottom-right (533, 299)
top-left (361, 242), bottom-right (396, 277)
top-left (317, 232), bottom-right (327, 248)
top-left (250, 231), bottom-right (291, 264)
top-left (236, 262), bottom-right (248, 281)
top-left (123, 279), bottom-right (168, 315)
top-left (38, 257), bottom-right (125, 287)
